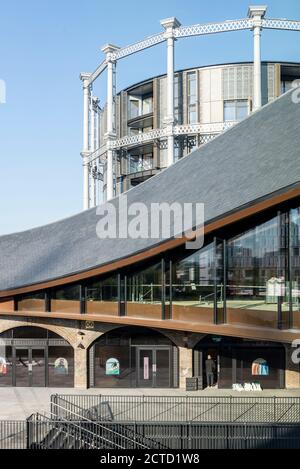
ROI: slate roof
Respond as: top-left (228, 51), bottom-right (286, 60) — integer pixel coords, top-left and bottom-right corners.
top-left (0, 88), bottom-right (299, 292)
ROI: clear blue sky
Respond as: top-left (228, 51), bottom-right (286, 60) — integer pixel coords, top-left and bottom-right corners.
top-left (1, 0), bottom-right (300, 234)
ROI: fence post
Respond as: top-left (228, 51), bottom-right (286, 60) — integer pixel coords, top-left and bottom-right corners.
top-left (188, 421), bottom-right (192, 450)
top-left (134, 421), bottom-right (137, 449)
top-left (26, 417), bottom-right (31, 449)
top-left (274, 396), bottom-right (276, 422)
top-left (230, 395), bottom-right (232, 422)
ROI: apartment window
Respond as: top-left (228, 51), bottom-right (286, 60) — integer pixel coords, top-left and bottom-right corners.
top-left (128, 99), bottom-right (139, 119)
top-left (174, 74), bottom-right (182, 124)
top-left (224, 100), bottom-right (248, 122)
top-left (128, 96), bottom-right (153, 120)
top-left (142, 96), bottom-right (153, 115)
top-left (187, 72), bottom-right (197, 124)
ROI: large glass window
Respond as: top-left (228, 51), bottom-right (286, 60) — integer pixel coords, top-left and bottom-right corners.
top-left (172, 244), bottom-right (215, 321)
top-left (128, 96), bottom-right (153, 120)
top-left (48, 346), bottom-right (74, 387)
top-left (85, 275), bottom-right (118, 315)
top-left (17, 292), bottom-right (45, 312)
top-left (187, 72), bottom-right (197, 124)
top-left (224, 100), bottom-right (248, 122)
top-left (127, 261), bottom-right (162, 319)
top-left (0, 346), bottom-right (13, 387)
top-left (128, 98), bottom-right (139, 119)
top-left (51, 284), bottom-right (80, 313)
top-left (91, 327), bottom-right (174, 388)
top-left (226, 214), bottom-right (286, 326)
top-left (128, 152), bottom-right (153, 174)
top-left (142, 96), bottom-right (153, 115)
top-left (290, 207), bottom-right (300, 327)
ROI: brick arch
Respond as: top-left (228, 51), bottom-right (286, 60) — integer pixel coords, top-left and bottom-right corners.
top-left (87, 324), bottom-right (178, 349)
top-left (0, 319), bottom-right (75, 347)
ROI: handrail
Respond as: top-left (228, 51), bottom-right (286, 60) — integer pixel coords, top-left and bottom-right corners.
top-left (50, 397), bottom-right (150, 449)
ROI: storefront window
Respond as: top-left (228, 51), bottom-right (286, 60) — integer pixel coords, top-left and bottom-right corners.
top-left (226, 214), bottom-right (287, 326)
top-left (172, 244), bottom-right (215, 322)
top-left (0, 346), bottom-right (13, 386)
top-left (91, 327), bottom-right (174, 388)
top-left (290, 207), bottom-right (300, 327)
top-left (17, 292), bottom-right (45, 312)
top-left (0, 327), bottom-right (74, 387)
top-left (85, 275), bottom-right (118, 315)
top-left (51, 284), bottom-right (80, 313)
top-left (48, 346), bottom-right (74, 387)
top-left (127, 261), bottom-right (162, 319)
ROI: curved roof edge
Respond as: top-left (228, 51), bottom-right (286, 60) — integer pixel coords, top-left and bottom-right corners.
top-left (0, 87), bottom-right (300, 294)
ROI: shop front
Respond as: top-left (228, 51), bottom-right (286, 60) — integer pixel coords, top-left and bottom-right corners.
top-left (194, 335), bottom-right (285, 389)
top-left (89, 326), bottom-right (178, 388)
top-left (0, 326), bottom-right (74, 387)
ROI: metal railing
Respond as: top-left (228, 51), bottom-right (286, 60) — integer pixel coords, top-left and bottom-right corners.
top-left (1, 417), bottom-right (299, 449)
top-left (51, 394), bottom-right (300, 423)
top-left (0, 420), bottom-right (27, 449)
top-left (48, 399), bottom-right (159, 449)
top-left (26, 417), bottom-right (300, 449)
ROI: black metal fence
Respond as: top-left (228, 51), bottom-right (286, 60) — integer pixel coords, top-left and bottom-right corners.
top-left (26, 417), bottom-right (300, 449)
top-left (0, 420), bottom-right (27, 449)
top-left (1, 395), bottom-right (300, 449)
top-left (51, 394), bottom-right (300, 423)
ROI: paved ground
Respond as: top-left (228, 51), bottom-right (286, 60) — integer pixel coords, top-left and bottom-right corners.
top-left (0, 387), bottom-right (299, 420)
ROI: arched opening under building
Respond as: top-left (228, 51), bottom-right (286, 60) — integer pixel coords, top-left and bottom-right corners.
top-left (0, 326), bottom-right (74, 387)
top-left (89, 326), bottom-right (178, 388)
top-left (194, 335), bottom-right (285, 390)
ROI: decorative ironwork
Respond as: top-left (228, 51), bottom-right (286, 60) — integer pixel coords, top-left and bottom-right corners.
top-left (87, 17), bottom-right (300, 85)
top-left (112, 33), bottom-right (165, 61)
top-left (174, 121), bottom-right (236, 135)
top-left (88, 59), bottom-right (107, 85)
top-left (111, 128), bottom-right (169, 149)
top-left (87, 121), bottom-right (237, 158)
top-left (262, 18), bottom-right (300, 31)
top-left (175, 19), bottom-right (253, 38)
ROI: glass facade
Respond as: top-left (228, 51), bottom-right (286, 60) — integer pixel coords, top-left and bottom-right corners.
top-left (226, 214), bottom-right (286, 319)
top-left (51, 284), bottom-right (81, 314)
top-left (17, 292), bottom-right (45, 312)
top-left (0, 327), bottom-right (74, 387)
top-left (85, 275), bottom-right (118, 315)
top-left (127, 261), bottom-right (162, 319)
top-left (11, 202), bottom-right (300, 330)
top-left (194, 335), bottom-right (285, 389)
top-left (91, 327), bottom-right (174, 388)
top-left (291, 207), bottom-right (300, 328)
top-left (172, 244), bottom-right (215, 308)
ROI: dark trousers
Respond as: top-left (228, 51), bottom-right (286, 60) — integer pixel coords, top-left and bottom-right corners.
top-left (206, 372), bottom-right (214, 387)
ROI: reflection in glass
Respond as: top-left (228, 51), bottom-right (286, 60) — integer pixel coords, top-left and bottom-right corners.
top-left (127, 262), bottom-right (162, 305)
top-left (291, 208), bottom-right (300, 321)
top-left (226, 214), bottom-right (287, 314)
top-left (85, 276), bottom-right (118, 315)
top-left (17, 292), bottom-right (45, 312)
top-left (172, 243), bottom-right (215, 308)
top-left (51, 284), bottom-right (80, 313)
